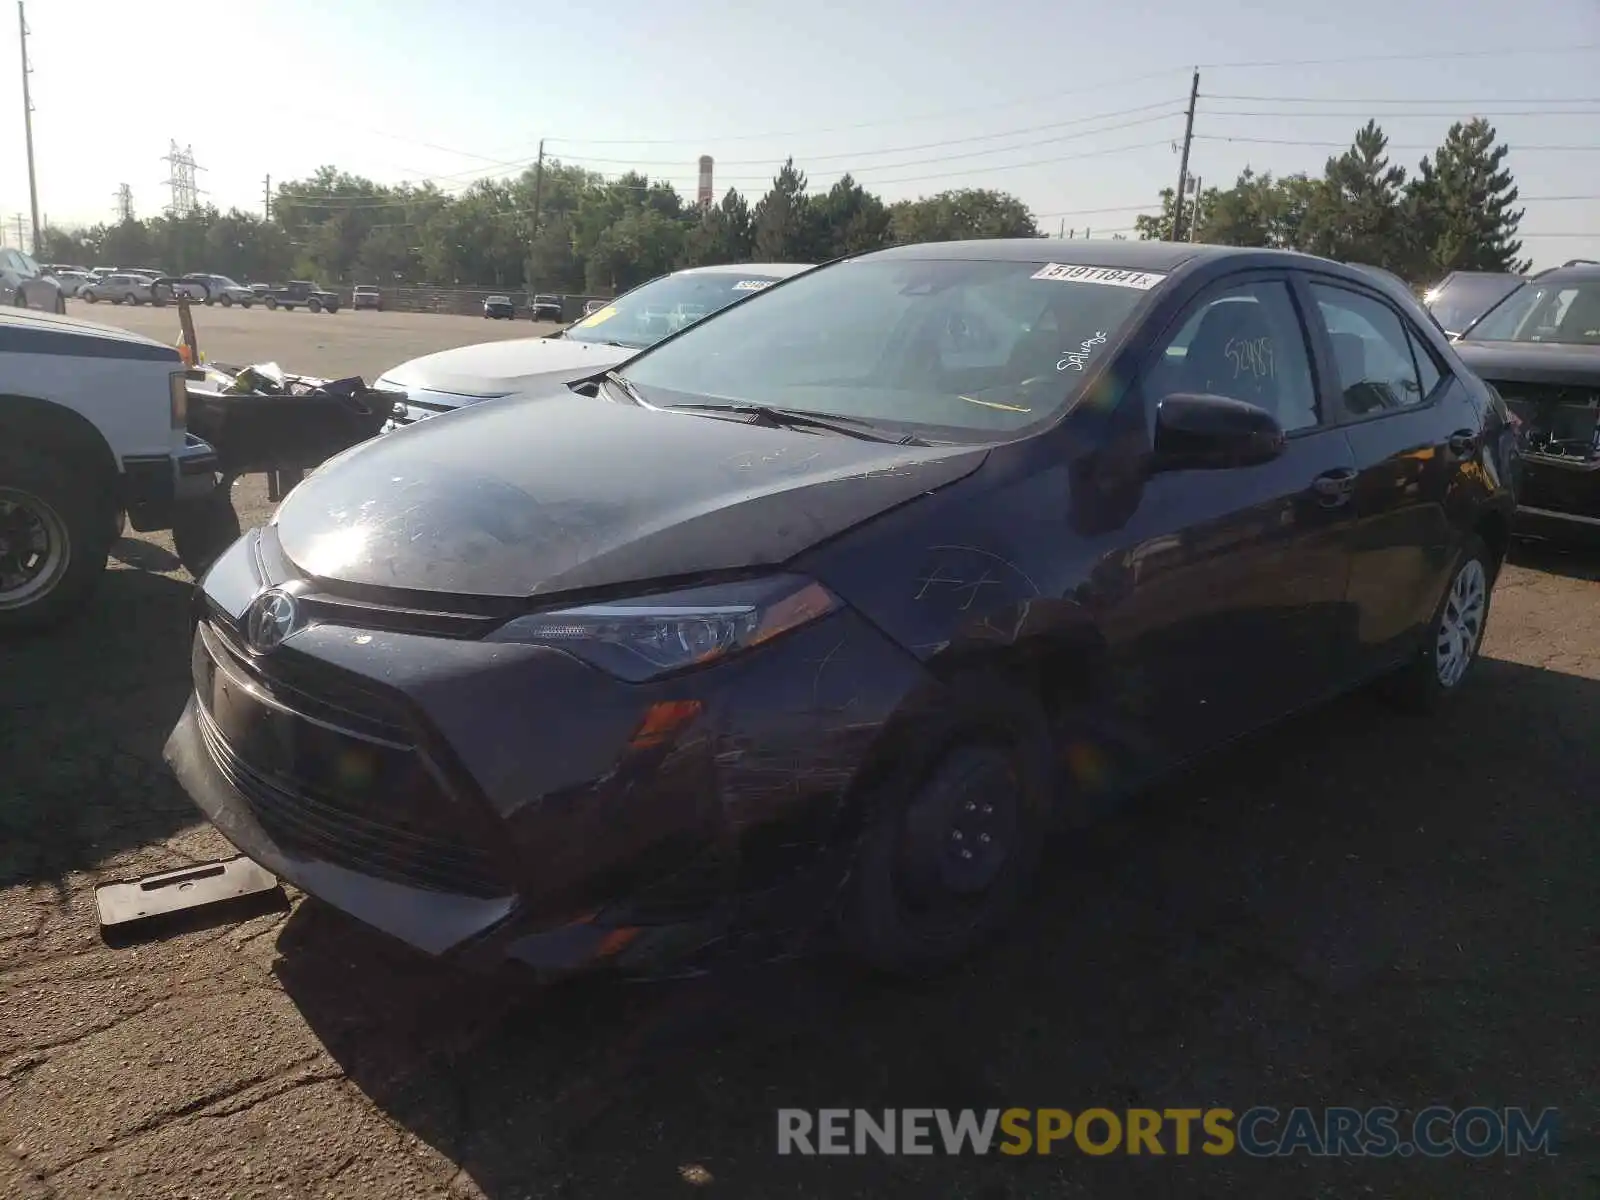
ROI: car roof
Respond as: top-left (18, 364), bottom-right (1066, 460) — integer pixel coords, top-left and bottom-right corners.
top-left (673, 262), bottom-right (813, 278)
top-left (1530, 263), bottom-right (1600, 284)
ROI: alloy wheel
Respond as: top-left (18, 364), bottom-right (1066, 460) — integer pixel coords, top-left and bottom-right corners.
top-left (1435, 558), bottom-right (1487, 688)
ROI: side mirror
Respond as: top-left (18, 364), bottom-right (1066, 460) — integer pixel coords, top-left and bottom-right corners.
top-left (1153, 392), bottom-right (1286, 471)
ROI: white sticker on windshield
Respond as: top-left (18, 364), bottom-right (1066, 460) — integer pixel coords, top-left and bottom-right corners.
top-left (731, 279), bottom-right (773, 291)
top-left (1031, 264), bottom-right (1167, 290)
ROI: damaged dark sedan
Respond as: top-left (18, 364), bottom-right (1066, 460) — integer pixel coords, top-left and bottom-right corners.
top-left (1453, 261), bottom-right (1600, 544)
top-left (166, 240), bottom-right (1516, 977)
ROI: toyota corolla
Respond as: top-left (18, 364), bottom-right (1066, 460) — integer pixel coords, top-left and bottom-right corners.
top-left (166, 240), bottom-right (1516, 977)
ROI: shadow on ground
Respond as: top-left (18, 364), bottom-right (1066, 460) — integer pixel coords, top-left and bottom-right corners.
top-left (1508, 538), bottom-right (1600, 582)
top-left (0, 567), bottom-right (200, 887)
top-left (274, 656), bottom-right (1598, 1199)
top-left (109, 534), bottom-right (183, 574)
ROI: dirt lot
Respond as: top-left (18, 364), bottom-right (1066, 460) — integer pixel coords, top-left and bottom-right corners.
top-left (61, 298), bottom-right (563, 381)
top-left (2, 307), bottom-right (1598, 1197)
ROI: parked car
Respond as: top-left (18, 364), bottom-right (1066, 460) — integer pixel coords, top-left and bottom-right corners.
top-left (1, 248), bottom-right (67, 313)
top-left (1424, 271), bottom-right (1528, 339)
top-left (527, 293), bottom-right (564, 322)
top-left (167, 240), bottom-right (1515, 978)
top-left (49, 270), bottom-right (92, 298)
top-left (264, 280), bottom-right (340, 312)
top-left (483, 294), bottom-right (515, 319)
top-left (1452, 261), bottom-right (1600, 544)
top-left (352, 285), bottom-right (382, 311)
top-left (80, 273), bottom-right (153, 305)
top-left (249, 283), bottom-right (271, 298)
top-left (379, 263), bottom-right (811, 428)
top-left (0, 306), bottom-right (221, 632)
top-left (174, 273), bottom-right (255, 307)
top-left (42, 262), bottom-right (89, 277)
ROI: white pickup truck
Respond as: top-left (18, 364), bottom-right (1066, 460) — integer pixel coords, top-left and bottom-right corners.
top-left (0, 307), bottom-right (234, 633)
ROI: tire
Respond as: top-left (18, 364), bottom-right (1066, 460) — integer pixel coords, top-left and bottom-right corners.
top-left (1381, 533), bottom-right (1495, 713)
top-left (242, 300), bottom-right (252, 309)
top-left (84, 291), bottom-right (98, 303)
top-left (0, 448), bottom-right (115, 635)
top-left (170, 489), bottom-right (241, 580)
top-left (265, 296), bottom-right (278, 310)
top-left (219, 293), bottom-right (232, 307)
top-left (837, 671), bottom-right (1055, 976)
top-left (120, 293), bottom-right (135, 305)
top-left (308, 297), bottom-right (322, 313)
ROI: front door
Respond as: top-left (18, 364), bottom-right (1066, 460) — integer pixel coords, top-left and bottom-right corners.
top-left (1096, 273), bottom-right (1359, 765)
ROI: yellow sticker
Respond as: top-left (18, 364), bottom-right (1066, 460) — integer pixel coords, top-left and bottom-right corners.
top-left (576, 305), bottom-right (617, 328)
top-left (959, 394), bottom-right (1033, 413)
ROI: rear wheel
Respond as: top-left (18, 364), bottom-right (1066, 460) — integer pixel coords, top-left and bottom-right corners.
top-left (838, 671), bottom-right (1055, 976)
top-left (0, 449), bottom-right (114, 635)
top-left (219, 293), bottom-right (232, 307)
top-left (1382, 533), bottom-right (1494, 712)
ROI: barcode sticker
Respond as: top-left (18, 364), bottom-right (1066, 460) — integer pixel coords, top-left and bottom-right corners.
top-left (1031, 264), bottom-right (1167, 290)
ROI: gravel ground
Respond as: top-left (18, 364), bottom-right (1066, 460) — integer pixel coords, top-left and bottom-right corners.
top-left (2, 307), bottom-right (1597, 1197)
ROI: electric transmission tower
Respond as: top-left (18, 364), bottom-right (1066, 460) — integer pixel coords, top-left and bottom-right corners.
top-left (113, 183), bottom-right (134, 223)
top-left (161, 141), bottom-right (205, 216)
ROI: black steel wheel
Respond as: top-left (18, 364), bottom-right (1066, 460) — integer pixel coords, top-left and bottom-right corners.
top-left (839, 671), bottom-right (1055, 975)
top-left (0, 449), bottom-right (114, 635)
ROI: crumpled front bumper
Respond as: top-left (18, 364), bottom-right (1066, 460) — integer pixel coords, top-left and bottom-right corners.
top-left (163, 532), bottom-right (930, 973)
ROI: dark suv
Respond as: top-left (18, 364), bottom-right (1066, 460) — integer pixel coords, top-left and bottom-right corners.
top-left (264, 280), bottom-right (340, 313)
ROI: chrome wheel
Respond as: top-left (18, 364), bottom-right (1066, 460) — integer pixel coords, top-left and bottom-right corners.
top-left (1435, 558), bottom-right (1487, 688)
top-left (0, 487), bottom-right (71, 610)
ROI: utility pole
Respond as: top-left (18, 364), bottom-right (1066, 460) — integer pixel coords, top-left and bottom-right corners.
top-left (1188, 175), bottom-right (1203, 242)
top-left (113, 183), bottom-right (133, 224)
top-left (161, 141), bottom-right (204, 216)
top-left (14, 213), bottom-right (26, 251)
top-left (263, 174), bottom-right (271, 220)
top-left (1171, 68), bottom-right (1199, 242)
top-left (530, 138), bottom-right (546, 237)
top-left (18, 2), bottom-right (41, 254)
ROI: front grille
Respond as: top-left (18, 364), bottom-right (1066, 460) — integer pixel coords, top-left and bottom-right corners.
top-left (194, 622), bottom-right (509, 898)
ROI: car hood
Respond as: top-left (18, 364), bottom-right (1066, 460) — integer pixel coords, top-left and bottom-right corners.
top-left (376, 335), bottom-right (626, 404)
top-left (1455, 340), bottom-right (1600, 385)
top-left (0, 305), bottom-right (174, 351)
top-left (273, 391), bottom-right (990, 599)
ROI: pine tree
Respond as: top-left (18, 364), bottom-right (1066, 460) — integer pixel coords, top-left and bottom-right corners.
top-left (1406, 119), bottom-right (1529, 276)
top-left (1303, 121), bottom-right (1409, 271)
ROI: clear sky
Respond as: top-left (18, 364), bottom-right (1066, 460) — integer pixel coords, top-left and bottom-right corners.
top-left (2, 0), bottom-right (1597, 267)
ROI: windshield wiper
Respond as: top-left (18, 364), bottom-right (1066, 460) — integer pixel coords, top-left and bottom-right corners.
top-left (600, 370), bottom-right (646, 405)
top-left (665, 402), bottom-right (927, 445)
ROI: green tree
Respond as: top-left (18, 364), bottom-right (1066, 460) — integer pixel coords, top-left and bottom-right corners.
top-left (811, 174), bottom-right (892, 258)
top-left (680, 188), bottom-right (755, 267)
top-left (889, 189), bottom-right (1038, 243)
top-left (585, 208), bottom-right (684, 292)
top-left (1301, 120), bottom-right (1409, 270)
top-left (751, 159), bottom-right (814, 260)
top-left (1405, 119), bottom-right (1529, 277)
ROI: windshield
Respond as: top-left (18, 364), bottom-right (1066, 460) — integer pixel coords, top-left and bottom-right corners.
top-left (618, 258), bottom-right (1156, 441)
top-left (565, 271), bottom-right (790, 349)
top-left (1427, 273), bottom-right (1526, 335)
top-left (1463, 278), bottom-right (1600, 345)
top-left (213, 275), bottom-right (240, 288)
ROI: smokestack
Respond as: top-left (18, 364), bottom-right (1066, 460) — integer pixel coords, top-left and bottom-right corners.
top-left (697, 155), bottom-right (714, 209)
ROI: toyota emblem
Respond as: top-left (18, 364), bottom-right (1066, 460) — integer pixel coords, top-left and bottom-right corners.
top-left (245, 588), bottom-right (300, 654)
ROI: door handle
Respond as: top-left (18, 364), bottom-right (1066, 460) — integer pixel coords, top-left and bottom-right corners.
top-left (1312, 467), bottom-right (1357, 505)
top-left (1448, 429), bottom-right (1478, 455)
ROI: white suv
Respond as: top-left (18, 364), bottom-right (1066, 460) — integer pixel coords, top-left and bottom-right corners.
top-left (0, 307), bottom-right (232, 633)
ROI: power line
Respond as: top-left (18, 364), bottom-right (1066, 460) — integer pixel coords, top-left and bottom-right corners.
top-left (550, 98), bottom-right (1188, 165)
top-left (1204, 93), bottom-right (1600, 104)
top-left (1191, 43), bottom-right (1600, 70)
top-left (1194, 134), bottom-right (1600, 151)
top-left (1203, 108), bottom-right (1600, 119)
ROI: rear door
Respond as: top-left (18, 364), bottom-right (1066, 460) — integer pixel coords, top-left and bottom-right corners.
top-left (1298, 272), bottom-right (1474, 681)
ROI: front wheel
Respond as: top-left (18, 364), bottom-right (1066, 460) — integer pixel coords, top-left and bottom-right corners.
top-left (1382, 534), bottom-right (1495, 712)
top-left (837, 672), bottom-right (1055, 976)
top-left (308, 297), bottom-right (322, 313)
top-left (170, 489), bottom-right (241, 580)
top-left (264, 296), bottom-right (278, 310)
top-left (0, 449), bottom-right (114, 635)
top-left (84, 291), bottom-right (98, 303)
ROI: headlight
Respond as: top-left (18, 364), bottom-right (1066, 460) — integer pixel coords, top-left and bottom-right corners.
top-left (486, 574), bottom-right (840, 682)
